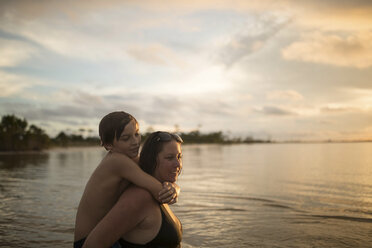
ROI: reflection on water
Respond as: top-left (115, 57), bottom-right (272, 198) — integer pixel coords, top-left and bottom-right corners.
top-left (0, 144), bottom-right (372, 247)
top-left (177, 143), bottom-right (372, 248)
top-left (0, 152), bottom-right (49, 170)
top-left (0, 147), bottom-right (106, 247)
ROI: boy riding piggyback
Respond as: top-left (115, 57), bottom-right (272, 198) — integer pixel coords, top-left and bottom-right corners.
top-left (74, 111), bottom-right (179, 248)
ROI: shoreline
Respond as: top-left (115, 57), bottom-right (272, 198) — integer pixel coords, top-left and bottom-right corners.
top-left (0, 145), bottom-right (100, 155)
top-left (1, 140), bottom-right (372, 154)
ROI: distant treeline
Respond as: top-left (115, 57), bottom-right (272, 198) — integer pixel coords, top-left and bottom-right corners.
top-left (0, 115), bottom-right (270, 152)
top-left (142, 130), bottom-right (271, 144)
top-left (0, 115), bottom-right (100, 151)
top-left (0, 115), bottom-right (50, 151)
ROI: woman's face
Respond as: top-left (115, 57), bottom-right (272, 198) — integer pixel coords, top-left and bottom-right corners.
top-left (110, 119), bottom-right (141, 159)
top-left (154, 140), bottom-right (182, 183)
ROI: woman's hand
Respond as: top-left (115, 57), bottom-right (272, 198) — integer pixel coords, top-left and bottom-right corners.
top-left (158, 182), bottom-right (180, 205)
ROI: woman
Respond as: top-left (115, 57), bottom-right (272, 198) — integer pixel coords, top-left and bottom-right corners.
top-left (83, 131), bottom-right (183, 248)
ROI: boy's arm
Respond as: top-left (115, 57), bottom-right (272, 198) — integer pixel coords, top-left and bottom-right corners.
top-left (110, 154), bottom-right (162, 201)
top-left (110, 154), bottom-right (179, 203)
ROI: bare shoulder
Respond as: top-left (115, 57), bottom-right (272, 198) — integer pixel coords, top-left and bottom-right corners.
top-left (105, 152), bottom-right (132, 163)
top-left (101, 152), bottom-right (135, 169)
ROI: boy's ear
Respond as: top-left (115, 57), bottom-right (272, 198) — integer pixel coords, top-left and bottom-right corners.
top-left (103, 143), bottom-right (113, 151)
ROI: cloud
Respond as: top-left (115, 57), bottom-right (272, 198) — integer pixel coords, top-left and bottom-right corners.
top-left (0, 10), bottom-right (190, 66)
top-left (0, 77), bottom-right (27, 97)
top-left (0, 0), bottom-right (127, 21)
top-left (289, 1), bottom-right (372, 31)
top-left (127, 45), bottom-right (167, 66)
top-left (18, 25), bottom-right (127, 62)
top-left (139, 96), bottom-right (184, 125)
top-left (256, 106), bottom-right (297, 116)
top-left (3, 0), bottom-right (370, 68)
top-left (311, 88), bottom-right (372, 115)
top-left (341, 88), bottom-right (372, 109)
top-left (0, 70), bottom-right (42, 97)
top-left (320, 105), bottom-right (360, 113)
top-left (126, 44), bottom-right (187, 67)
top-left (73, 91), bottom-right (104, 105)
top-left (1, 0), bottom-right (372, 141)
top-left (134, 93), bottom-right (237, 130)
top-left (266, 90), bottom-right (303, 101)
top-left (0, 16), bottom-right (131, 63)
top-left (1, 0), bottom-right (372, 34)
top-left (282, 32), bottom-right (372, 68)
top-left (0, 1), bottom-right (280, 21)
top-left (189, 97), bottom-right (235, 117)
top-left (0, 102), bottom-right (94, 121)
top-left (0, 90), bottom-right (239, 134)
top-left (0, 100), bottom-right (140, 131)
top-left (218, 14), bottom-right (290, 66)
top-left (0, 38), bottom-right (37, 67)
top-left (0, 87), bottom-right (142, 127)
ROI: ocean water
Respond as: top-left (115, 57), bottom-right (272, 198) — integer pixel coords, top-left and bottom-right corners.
top-left (0, 143), bottom-right (371, 247)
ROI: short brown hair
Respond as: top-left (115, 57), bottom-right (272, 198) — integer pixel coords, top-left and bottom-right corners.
top-left (99, 111), bottom-right (137, 146)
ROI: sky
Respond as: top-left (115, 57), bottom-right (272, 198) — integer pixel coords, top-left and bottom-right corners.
top-left (0, 0), bottom-right (372, 141)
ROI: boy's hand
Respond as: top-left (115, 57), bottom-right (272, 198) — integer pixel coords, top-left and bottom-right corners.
top-left (158, 182), bottom-right (180, 205)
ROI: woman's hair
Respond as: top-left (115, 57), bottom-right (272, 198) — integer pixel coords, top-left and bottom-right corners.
top-left (139, 131), bottom-right (183, 175)
top-left (99, 111), bottom-right (137, 146)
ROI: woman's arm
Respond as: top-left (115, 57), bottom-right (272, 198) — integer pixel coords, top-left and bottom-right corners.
top-left (110, 153), bottom-right (178, 203)
top-left (82, 186), bottom-right (153, 248)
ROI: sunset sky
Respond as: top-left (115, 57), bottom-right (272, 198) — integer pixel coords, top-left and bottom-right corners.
top-left (1, 0), bottom-right (372, 141)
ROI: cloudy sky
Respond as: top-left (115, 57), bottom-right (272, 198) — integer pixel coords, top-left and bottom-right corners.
top-left (1, 0), bottom-right (372, 141)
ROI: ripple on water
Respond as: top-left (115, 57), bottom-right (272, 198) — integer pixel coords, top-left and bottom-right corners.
top-left (1, 144), bottom-right (372, 247)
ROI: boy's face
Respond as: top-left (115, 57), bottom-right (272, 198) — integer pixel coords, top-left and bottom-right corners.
top-left (110, 120), bottom-right (141, 159)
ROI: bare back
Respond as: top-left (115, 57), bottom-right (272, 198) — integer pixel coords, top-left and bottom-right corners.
top-left (74, 152), bottom-right (131, 241)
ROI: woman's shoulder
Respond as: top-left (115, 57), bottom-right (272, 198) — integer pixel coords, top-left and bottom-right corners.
top-left (119, 184), bottom-right (156, 205)
top-left (114, 185), bottom-right (158, 218)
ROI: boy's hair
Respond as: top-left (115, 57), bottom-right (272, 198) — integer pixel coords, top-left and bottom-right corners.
top-left (99, 111), bottom-right (137, 146)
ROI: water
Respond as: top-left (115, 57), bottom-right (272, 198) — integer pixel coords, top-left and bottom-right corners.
top-left (0, 143), bottom-right (371, 247)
